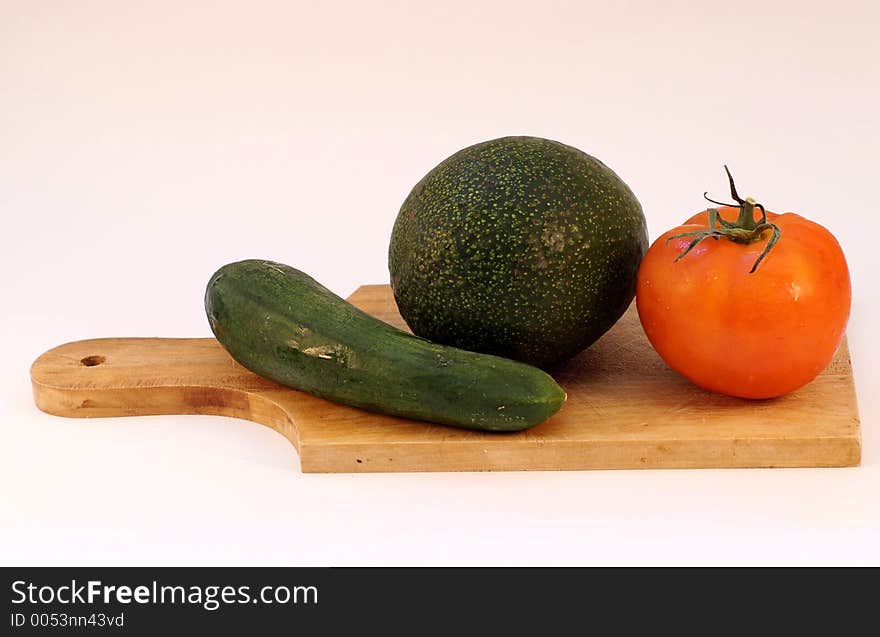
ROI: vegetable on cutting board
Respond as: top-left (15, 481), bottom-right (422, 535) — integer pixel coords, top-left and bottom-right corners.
top-left (205, 259), bottom-right (566, 432)
top-left (636, 167), bottom-right (851, 399)
top-left (389, 136), bottom-right (648, 369)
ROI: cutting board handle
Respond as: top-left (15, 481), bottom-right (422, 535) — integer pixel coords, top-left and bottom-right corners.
top-left (30, 337), bottom-right (302, 449)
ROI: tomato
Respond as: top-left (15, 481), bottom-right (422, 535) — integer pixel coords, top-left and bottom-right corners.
top-left (636, 172), bottom-right (851, 399)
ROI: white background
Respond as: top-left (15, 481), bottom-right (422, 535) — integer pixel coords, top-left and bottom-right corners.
top-left (2, 0), bottom-right (878, 565)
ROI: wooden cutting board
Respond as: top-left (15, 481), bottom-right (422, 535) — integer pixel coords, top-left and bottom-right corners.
top-left (31, 285), bottom-right (861, 472)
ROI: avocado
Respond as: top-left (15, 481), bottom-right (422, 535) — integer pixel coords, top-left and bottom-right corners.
top-left (388, 136), bottom-right (648, 368)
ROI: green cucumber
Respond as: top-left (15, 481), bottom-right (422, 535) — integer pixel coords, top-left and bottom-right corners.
top-left (204, 260), bottom-right (566, 432)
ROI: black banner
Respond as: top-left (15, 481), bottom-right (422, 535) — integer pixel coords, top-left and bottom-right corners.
top-left (2, 567), bottom-right (875, 634)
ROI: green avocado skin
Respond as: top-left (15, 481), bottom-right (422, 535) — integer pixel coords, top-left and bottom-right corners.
top-left (389, 136), bottom-right (648, 368)
top-left (205, 260), bottom-right (566, 432)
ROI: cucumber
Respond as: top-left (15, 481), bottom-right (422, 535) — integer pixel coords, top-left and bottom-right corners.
top-left (204, 260), bottom-right (566, 432)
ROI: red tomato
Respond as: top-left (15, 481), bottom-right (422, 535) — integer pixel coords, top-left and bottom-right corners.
top-left (636, 191), bottom-right (851, 399)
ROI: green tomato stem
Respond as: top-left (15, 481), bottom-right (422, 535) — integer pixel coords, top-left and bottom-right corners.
top-left (666, 166), bottom-right (781, 273)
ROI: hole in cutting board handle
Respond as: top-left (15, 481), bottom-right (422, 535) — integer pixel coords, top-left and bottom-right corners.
top-left (80, 355), bottom-right (105, 367)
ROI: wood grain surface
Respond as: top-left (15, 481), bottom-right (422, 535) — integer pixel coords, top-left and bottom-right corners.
top-left (31, 285), bottom-right (861, 472)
